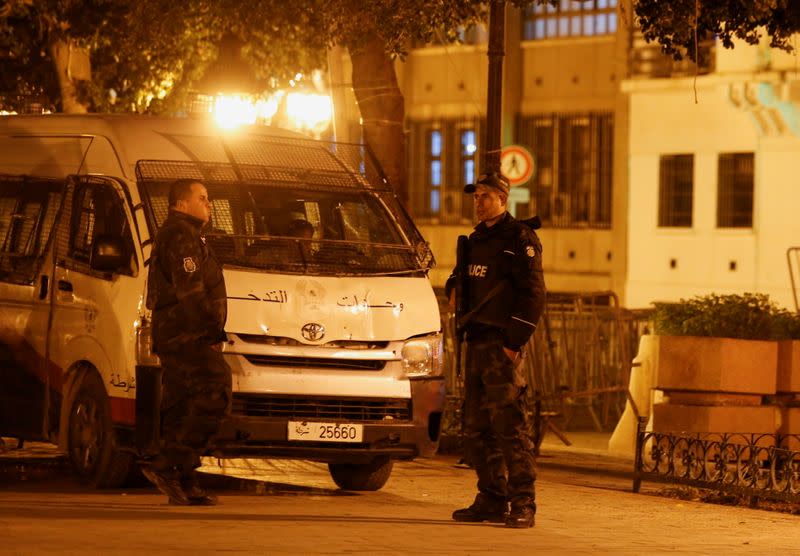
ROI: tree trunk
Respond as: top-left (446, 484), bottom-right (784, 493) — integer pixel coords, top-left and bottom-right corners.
top-left (346, 32), bottom-right (407, 205)
top-left (49, 39), bottom-right (91, 114)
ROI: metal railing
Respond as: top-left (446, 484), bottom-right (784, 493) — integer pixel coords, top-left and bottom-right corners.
top-left (634, 420), bottom-right (800, 504)
top-left (442, 292), bottom-right (653, 438)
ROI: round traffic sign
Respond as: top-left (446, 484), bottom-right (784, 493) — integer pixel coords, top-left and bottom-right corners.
top-left (500, 145), bottom-right (535, 186)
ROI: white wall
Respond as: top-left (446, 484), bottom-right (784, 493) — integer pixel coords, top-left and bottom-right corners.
top-left (625, 72), bottom-right (800, 309)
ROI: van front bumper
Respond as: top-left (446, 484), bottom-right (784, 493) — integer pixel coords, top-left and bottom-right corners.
top-left (213, 377), bottom-right (445, 464)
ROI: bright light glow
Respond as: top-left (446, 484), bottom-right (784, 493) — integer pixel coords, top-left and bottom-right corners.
top-left (465, 143), bottom-right (477, 154)
top-left (286, 92), bottom-right (333, 135)
top-left (0, 110), bottom-right (18, 116)
top-left (255, 91), bottom-right (284, 122)
top-left (208, 90), bottom-right (331, 136)
top-left (214, 94), bottom-right (258, 129)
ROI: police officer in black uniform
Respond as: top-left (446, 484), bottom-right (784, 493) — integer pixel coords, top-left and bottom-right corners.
top-left (446, 172), bottom-right (546, 528)
top-left (142, 179), bottom-right (231, 506)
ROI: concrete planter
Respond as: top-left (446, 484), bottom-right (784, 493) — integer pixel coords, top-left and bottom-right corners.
top-left (777, 340), bottom-right (800, 394)
top-left (655, 335), bottom-right (777, 395)
top-left (653, 403), bottom-right (779, 435)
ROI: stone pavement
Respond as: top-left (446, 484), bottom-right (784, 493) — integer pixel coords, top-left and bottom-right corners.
top-left (4, 432), bottom-right (800, 554)
top-left (3, 433), bottom-right (800, 554)
top-left (0, 431), bottom-right (631, 485)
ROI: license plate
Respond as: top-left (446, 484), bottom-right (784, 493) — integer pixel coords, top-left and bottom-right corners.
top-left (287, 421), bottom-right (364, 443)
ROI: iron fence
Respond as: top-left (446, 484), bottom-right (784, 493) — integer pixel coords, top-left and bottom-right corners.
top-left (634, 420), bottom-right (800, 504)
top-left (442, 292), bottom-right (653, 439)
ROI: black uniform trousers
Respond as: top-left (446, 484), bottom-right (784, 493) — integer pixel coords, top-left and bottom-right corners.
top-left (153, 344), bottom-right (232, 478)
top-left (464, 329), bottom-right (536, 511)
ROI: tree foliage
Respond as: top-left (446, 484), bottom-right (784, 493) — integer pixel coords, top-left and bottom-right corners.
top-left (0, 0), bottom-right (117, 110)
top-left (634, 0), bottom-right (800, 61)
top-left (314, 0), bottom-right (485, 56)
top-left (0, 0), bottom-right (328, 112)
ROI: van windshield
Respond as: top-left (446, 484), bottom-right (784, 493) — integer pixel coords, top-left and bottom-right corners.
top-left (140, 181), bottom-right (432, 277)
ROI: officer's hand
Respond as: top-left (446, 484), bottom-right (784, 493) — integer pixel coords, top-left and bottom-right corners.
top-left (503, 347), bottom-right (520, 364)
top-left (448, 290), bottom-right (455, 312)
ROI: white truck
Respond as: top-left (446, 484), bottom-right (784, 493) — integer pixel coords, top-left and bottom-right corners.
top-left (0, 114), bottom-right (445, 490)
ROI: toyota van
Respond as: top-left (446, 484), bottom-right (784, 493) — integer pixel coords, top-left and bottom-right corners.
top-left (0, 114), bottom-right (444, 490)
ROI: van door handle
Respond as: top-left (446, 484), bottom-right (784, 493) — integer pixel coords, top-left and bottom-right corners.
top-left (57, 280), bottom-right (73, 292)
top-left (38, 275), bottom-right (49, 299)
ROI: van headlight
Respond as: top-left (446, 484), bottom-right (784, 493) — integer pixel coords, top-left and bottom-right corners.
top-left (401, 333), bottom-right (443, 378)
top-left (135, 317), bottom-right (160, 367)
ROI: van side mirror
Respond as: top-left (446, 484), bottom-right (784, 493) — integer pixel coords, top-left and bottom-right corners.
top-left (90, 236), bottom-right (128, 272)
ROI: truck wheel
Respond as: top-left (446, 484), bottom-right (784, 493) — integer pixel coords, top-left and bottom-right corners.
top-left (67, 373), bottom-right (133, 488)
top-left (328, 457), bottom-right (393, 491)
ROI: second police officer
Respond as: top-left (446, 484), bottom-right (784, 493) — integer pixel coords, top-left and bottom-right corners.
top-left (143, 178), bottom-right (232, 506)
top-left (446, 172), bottom-right (546, 528)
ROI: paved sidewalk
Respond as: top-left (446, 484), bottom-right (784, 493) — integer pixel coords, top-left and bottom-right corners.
top-left (3, 442), bottom-right (800, 555)
top-left (1, 430), bottom-right (632, 485)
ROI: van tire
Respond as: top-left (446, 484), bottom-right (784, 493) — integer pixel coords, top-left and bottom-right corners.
top-left (67, 373), bottom-right (133, 488)
top-left (328, 457), bottom-right (393, 491)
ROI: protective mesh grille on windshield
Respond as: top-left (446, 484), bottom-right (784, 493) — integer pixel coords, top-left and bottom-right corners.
top-left (136, 135), bottom-right (434, 275)
top-left (137, 134), bottom-right (379, 190)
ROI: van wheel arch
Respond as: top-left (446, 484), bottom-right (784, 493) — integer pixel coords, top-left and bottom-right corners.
top-left (63, 364), bottom-right (133, 488)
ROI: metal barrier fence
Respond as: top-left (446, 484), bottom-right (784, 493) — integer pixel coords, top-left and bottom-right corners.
top-left (442, 292), bottom-right (653, 439)
top-left (633, 420), bottom-right (800, 504)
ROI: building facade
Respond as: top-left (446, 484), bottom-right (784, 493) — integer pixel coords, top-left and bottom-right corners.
top-left (400, 1), bottom-right (629, 298)
top-left (332, 2), bottom-right (800, 310)
top-left (624, 35), bottom-right (800, 309)
top-left (400, 2), bottom-right (800, 311)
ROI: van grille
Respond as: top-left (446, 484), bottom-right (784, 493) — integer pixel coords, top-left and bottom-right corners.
top-left (232, 394), bottom-right (411, 421)
top-left (242, 354), bottom-right (387, 371)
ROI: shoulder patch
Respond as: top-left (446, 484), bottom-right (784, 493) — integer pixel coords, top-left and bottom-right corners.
top-left (526, 245), bottom-right (535, 258)
top-left (183, 257), bottom-right (197, 273)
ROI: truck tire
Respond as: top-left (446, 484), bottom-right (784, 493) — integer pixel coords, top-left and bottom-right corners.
top-left (328, 457), bottom-right (393, 491)
top-left (67, 373), bottom-right (133, 488)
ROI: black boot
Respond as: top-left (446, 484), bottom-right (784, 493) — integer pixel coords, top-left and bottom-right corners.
top-left (452, 494), bottom-right (507, 523)
top-left (141, 466), bottom-right (192, 506)
top-left (505, 505), bottom-right (535, 528)
top-left (182, 474), bottom-right (219, 506)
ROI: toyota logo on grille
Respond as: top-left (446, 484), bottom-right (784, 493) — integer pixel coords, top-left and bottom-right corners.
top-left (301, 322), bottom-right (325, 341)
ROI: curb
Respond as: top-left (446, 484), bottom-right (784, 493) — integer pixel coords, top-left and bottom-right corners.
top-left (0, 456), bottom-right (72, 483)
top-left (0, 447), bottom-right (635, 487)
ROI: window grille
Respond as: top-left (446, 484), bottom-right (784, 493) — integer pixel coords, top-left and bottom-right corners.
top-left (717, 152), bottom-right (754, 228)
top-left (408, 117), bottom-right (484, 224)
top-left (57, 177), bottom-right (137, 278)
top-left (516, 112), bottom-right (613, 229)
top-left (0, 176), bottom-right (64, 284)
top-left (522, 0), bottom-right (618, 41)
top-left (658, 155), bottom-right (694, 228)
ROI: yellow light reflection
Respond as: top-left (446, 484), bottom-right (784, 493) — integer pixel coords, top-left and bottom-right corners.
top-left (286, 92), bottom-right (333, 134)
top-left (255, 91), bottom-right (284, 122)
top-left (214, 94), bottom-right (258, 129)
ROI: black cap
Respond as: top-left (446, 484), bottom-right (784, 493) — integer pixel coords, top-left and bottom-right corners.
top-left (464, 172), bottom-right (510, 195)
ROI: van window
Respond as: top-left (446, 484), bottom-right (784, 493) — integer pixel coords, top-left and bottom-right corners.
top-left (65, 181), bottom-right (136, 277)
top-left (141, 182), bottom-right (426, 277)
top-left (0, 177), bottom-right (64, 284)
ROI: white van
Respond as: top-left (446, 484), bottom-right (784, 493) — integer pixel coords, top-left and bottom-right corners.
top-left (0, 114), bottom-right (444, 490)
